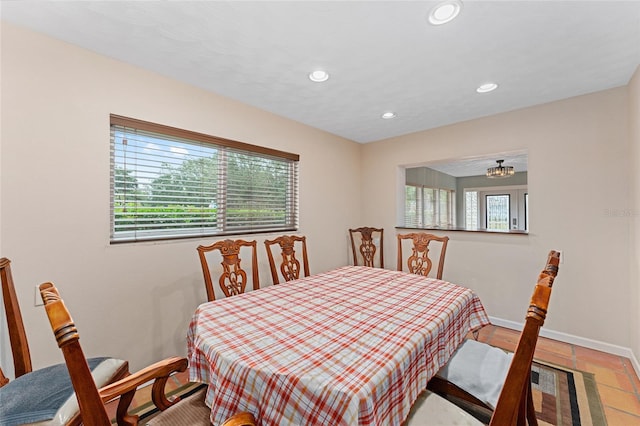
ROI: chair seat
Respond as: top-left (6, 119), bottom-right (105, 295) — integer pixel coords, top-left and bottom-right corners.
top-left (145, 387), bottom-right (210, 425)
top-left (406, 390), bottom-right (484, 425)
top-left (0, 357), bottom-right (126, 426)
top-left (436, 339), bottom-right (513, 409)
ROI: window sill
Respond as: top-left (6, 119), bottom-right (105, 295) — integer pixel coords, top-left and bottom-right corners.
top-left (396, 226), bottom-right (528, 235)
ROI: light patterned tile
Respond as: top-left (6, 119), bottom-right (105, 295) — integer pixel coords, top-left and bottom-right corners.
top-left (132, 384), bottom-right (153, 407)
top-left (603, 406), bottom-right (640, 424)
top-left (598, 384), bottom-right (640, 414)
top-left (613, 371), bottom-right (638, 394)
top-left (533, 348), bottom-right (575, 370)
top-left (582, 363), bottom-right (636, 393)
top-left (625, 364), bottom-right (640, 395)
top-left (490, 326), bottom-right (521, 340)
top-left (535, 336), bottom-right (573, 358)
top-left (574, 346), bottom-right (627, 372)
top-left (486, 326), bottom-right (520, 352)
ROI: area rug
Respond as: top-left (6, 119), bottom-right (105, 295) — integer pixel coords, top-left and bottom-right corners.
top-left (451, 360), bottom-right (606, 426)
top-left (530, 361), bottom-right (606, 426)
top-left (114, 361), bottom-right (606, 425)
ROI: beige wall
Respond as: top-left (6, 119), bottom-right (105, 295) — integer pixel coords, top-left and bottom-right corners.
top-left (0, 23), bottom-right (361, 371)
top-left (630, 65), bottom-right (640, 361)
top-left (2, 22), bottom-right (639, 374)
top-left (361, 87), bottom-right (633, 349)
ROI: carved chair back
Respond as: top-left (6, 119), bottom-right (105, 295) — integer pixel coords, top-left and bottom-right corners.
top-left (0, 258), bottom-right (129, 425)
top-left (264, 235), bottom-right (310, 285)
top-left (422, 251), bottom-right (560, 425)
top-left (197, 239), bottom-right (260, 302)
top-left (490, 250), bottom-right (560, 425)
top-left (349, 227), bottom-right (384, 268)
top-left (40, 283), bottom-right (112, 425)
top-left (396, 233), bottom-right (449, 279)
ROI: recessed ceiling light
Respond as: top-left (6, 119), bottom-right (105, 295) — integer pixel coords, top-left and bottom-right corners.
top-left (428, 0), bottom-right (462, 25)
top-left (476, 82), bottom-right (498, 93)
top-left (309, 70), bottom-right (329, 82)
top-left (381, 112), bottom-right (397, 119)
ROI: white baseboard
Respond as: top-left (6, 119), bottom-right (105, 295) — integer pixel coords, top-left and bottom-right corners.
top-left (489, 316), bottom-right (640, 379)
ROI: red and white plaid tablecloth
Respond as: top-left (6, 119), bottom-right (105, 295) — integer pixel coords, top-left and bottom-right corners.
top-left (187, 265), bottom-right (490, 426)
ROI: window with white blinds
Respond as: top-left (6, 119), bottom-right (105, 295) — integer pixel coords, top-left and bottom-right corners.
top-left (110, 115), bottom-right (299, 243)
top-left (404, 185), bottom-right (455, 228)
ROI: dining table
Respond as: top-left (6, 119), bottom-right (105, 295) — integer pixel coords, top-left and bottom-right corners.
top-left (187, 265), bottom-right (490, 426)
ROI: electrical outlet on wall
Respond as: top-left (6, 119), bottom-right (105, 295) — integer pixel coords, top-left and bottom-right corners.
top-left (34, 285), bottom-right (43, 306)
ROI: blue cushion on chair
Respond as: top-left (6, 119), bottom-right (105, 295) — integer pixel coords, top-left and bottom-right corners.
top-left (0, 357), bottom-right (121, 426)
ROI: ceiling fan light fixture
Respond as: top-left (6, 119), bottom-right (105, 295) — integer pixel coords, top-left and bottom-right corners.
top-left (308, 70), bottom-right (329, 82)
top-left (477, 82), bottom-right (498, 93)
top-left (486, 159), bottom-right (515, 178)
top-left (428, 0), bottom-right (463, 25)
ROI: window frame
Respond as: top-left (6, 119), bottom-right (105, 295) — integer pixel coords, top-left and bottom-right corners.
top-left (110, 115), bottom-right (300, 243)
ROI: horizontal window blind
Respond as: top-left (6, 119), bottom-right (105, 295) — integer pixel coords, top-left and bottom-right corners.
top-left (404, 185), bottom-right (421, 227)
top-left (404, 185), bottom-right (454, 228)
top-left (110, 115), bottom-right (299, 243)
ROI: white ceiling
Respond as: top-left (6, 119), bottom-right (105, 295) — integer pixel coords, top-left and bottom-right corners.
top-left (2, 0), bottom-right (640, 148)
top-left (413, 151), bottom-right (528, 177)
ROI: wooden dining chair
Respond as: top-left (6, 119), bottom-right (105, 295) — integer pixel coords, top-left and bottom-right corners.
top-left (0, 257), bottom-right (129, 426)
top-left (264, 235), bottom-right (310, 284)
top-left (416, 250), bottom-right (561, 425)
top-left (37, 282), bottom-right (256, 426)
top-left (396, 232), bottom-right (449, 279)
top-left (197, 239), bottom-right (259, 302)
top-left (349, 227), bottom-right (384, 268)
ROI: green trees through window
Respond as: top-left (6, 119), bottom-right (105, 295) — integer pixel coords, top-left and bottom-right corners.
top-left (110, 115), bottom-right (299, 242)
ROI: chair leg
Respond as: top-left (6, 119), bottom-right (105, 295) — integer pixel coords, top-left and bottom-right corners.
top-left (516, 371), bottom-right (538, 426)
top-left (515, 371), bottom-right (531, 426)
top-left (526, 380), bottom-right (538, 426)
top-left (517, 394), bottom-right (527, 426)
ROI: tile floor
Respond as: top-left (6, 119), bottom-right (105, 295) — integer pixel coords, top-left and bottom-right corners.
top-left (106, 325), bottom-right (640, 425)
